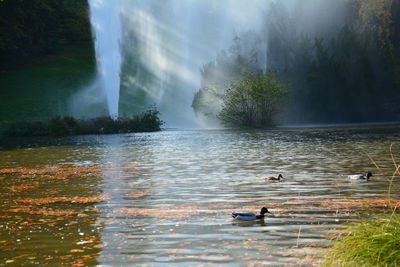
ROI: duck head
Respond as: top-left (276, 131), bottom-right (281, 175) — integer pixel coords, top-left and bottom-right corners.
top-left (278, 174), bottom-right (284, 180)
top-left (260, 207), bottom-right (270, 215)
top-left (366, 172), bottom-right (373, 179)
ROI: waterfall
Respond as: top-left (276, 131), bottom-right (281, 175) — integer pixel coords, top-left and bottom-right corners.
top-left (88, 0), bottom-right (122, 119)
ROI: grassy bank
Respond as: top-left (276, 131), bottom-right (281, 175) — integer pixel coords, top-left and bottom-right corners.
top-left (323, 212), bottom-right (400, 266)
top-left (0, 44), bottom-right (96, 127)
top-left (323, 152), bottom-right (400, 267)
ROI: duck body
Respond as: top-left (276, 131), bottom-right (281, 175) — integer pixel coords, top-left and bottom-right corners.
top-left (232, 207), bottom-right (270, 221)
top-left (348, 172), bottom-right (373, 180)
top-left (265, 174), bottom-right (284, 181)
top-left (232, 212), bottom-right (264, 221)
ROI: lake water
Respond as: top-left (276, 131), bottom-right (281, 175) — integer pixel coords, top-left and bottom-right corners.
top-left (1, 125), bottom-right (400, 266)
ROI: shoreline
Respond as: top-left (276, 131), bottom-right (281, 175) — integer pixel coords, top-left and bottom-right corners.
top-left (162, 121), bottom-right (400, 131)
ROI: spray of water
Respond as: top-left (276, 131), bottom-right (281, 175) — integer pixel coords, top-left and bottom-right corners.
top-left (86, 0), bottom-right (266, 126)
top-left (88, 0), bottom-right (122, 119)
top-left (118, 0), bottom-right (267, 127)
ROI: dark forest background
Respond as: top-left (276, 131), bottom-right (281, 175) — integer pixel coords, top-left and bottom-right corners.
top-left (193, 0), bottom-right (400, 125)
top-left (0, 0), bottom-right (95, 126)
top-left (0, 0), bottom-right (91, 70)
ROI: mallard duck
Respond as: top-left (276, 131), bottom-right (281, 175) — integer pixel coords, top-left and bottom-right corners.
top-left (265, 174), bottom-right (284, 181)
top-left (348, 172), bottom-right (373, 180)
top-left (232, 207), bottom-right (270, 221)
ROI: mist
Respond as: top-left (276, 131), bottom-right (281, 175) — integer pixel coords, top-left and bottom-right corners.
top-left (194, 0), bottom-right (400, 126)
top-left (78, 0), bottom-right (400, 127)
top-left (114, 0), bottom-right (269, 127)
top-left (69, 78), bottom-right (108, 119)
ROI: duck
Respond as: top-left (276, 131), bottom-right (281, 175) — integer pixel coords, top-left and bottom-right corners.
top-left (265, 174), bottom-right (284, 181)
top-left (348, 172), bottom-right (373, 180)
top-left (232, 207), bottom-right (270, 221)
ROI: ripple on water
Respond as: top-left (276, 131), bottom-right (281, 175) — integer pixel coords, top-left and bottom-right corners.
top-left (1, 126), bottom-right (400, 265)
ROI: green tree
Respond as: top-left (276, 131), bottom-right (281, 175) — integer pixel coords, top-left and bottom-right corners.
top-left (219, 71), bottom-right (288, 127)
top-left (192, 32), bottom-right (265, 125)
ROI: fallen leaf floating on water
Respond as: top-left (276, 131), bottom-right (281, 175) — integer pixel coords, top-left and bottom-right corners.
top-left (4, 207), bottom-right (79, 217)
top-left (9, 185), bottom-right (38, 193)
top-left (70, 249), bottom-right (85, 253)
top-left (0, 166), bottom-right (103, 180)
top-left (13, 194), bottom-right (110, 205)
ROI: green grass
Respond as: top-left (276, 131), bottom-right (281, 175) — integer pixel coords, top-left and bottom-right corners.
top-left (323, 212), bottom-right (400, 267)
top-left (0, 44), bottom-right (96, 128)
top-left (323, 149), bottom-right (400, 267)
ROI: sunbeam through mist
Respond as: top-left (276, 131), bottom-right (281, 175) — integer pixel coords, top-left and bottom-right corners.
top-left (89, 0), bottom-right (267, 127)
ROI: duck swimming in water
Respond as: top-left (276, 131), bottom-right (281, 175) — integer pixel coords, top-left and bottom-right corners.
top-left (232, 207), bottom-right (270, 221)
top-left (348, 172), bottom-right (373, 180)
top-left (265, 174), bottom-right (284, 181)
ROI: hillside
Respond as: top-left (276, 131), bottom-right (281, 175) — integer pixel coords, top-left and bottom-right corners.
top-left (0, 0), bottom-right (96, 127)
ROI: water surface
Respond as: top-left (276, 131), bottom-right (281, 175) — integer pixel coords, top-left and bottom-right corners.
top-left (1, 125), bottom-right (400, 266)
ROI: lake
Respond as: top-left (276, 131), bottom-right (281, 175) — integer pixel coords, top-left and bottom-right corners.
top-left (1, 125), bottom-right (400, 266)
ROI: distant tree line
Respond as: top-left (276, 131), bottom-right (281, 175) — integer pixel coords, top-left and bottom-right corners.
top-left (0, 0), bottom-right (92, 70)
top-left (267, 0), bottom-right (400, 123)
top-left (193, 0), bottom-right (400, 126)
top-left (3, 108), bottom-right (164, 137)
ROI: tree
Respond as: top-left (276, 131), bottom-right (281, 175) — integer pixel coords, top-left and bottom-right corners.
top-left (356, 0), bottom-right (395, 56)
top-left (192, 32), bottom-right (266, 125)
top-left (219, 71), bottom-right (288, 127)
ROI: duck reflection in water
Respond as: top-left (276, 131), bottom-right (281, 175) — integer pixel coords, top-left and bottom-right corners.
top-left (232, 219), bottom-right (267, 227)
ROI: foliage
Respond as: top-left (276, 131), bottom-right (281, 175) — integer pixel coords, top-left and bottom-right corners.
top-left (264, 0), bottom-right (400, 123)
top-left (135, 108), bottom-right (164, 131)
top-left (0, 0), bottom-right (91, 70)
top-left (3, 121), bottom-right (48, 137)
top-left (192, 32), bottom-right (268, 125)
top-left (219, 71), bottom-right (288, 127)
top-left (323, 146), bottom-right (400, 267)
top-left (0, 1), bottom-right (95, 125)
top-left (76, 108), bottom-right (163, 135)
top-left (49, 116), bottom-right (72, 137)
top-left (0, 45), bottom-right (96, 127)
top-left (3, 108), bottom-right (164, 137)
top-left (192, 0), bottom-right (400, 125)
top-left (192, 33), bottom-right (288, 128)
top-left (356, 0), bottom-right (397, 57)
top-left (323, 212), bottom-right (400, 267)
